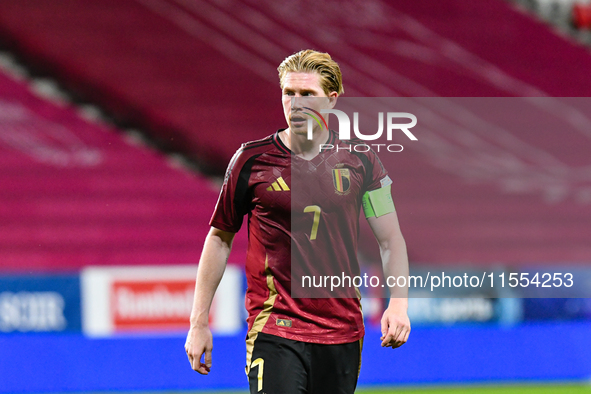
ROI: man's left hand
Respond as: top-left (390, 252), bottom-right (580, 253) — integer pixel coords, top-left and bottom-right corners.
top-left (380, 302), bottom-right (410, 348)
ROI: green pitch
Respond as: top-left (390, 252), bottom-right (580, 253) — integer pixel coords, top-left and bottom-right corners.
top-left (357, 384), bottom-right (591, 393)
top-left (101, 384), bottom-right (590, 394)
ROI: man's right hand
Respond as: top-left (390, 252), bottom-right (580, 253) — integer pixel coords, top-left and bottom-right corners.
top-left (185, 228), bottom-right (234, 375)
top-left (185, 325), bottom-right (213, 374)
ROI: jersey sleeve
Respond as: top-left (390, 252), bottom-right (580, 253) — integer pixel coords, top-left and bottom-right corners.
top-left (363, 149), bottom-right (391, 192)
top-left (209, 147), bottom-right (252, 233)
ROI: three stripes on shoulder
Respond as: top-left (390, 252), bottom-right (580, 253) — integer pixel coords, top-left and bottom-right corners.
top-left (267, 177), bottom-right (290, 191)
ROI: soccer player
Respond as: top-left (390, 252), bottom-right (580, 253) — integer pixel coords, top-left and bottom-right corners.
top-left (185, 49), bottom-right (410, 394)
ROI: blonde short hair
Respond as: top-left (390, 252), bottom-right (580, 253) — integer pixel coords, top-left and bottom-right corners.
top-left (278, 49), bottom-right (344, 95)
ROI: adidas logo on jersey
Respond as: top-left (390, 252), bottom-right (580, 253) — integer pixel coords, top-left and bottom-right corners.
top-left (266, 177), bottom-right (290, 192)
top-left (276, 319), bottom-right (292, 327)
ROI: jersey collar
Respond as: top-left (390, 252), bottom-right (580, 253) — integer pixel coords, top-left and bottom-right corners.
top-left (273, 129), bottom-right (337, 155)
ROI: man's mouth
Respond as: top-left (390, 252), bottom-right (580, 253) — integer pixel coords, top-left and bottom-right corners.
top-left (291, 116), bottom-right (306, 124)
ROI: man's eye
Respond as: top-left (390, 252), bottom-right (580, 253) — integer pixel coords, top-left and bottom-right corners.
top-left (303, 93), bottom-right (314, 96)
top-left (284, 91), bottom-right (294, 96)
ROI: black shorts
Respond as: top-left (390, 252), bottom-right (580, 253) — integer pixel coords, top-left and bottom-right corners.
top-left (246, 332), bottom-right (362, 394)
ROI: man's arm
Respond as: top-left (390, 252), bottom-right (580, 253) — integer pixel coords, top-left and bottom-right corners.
top-left (367, 211), bottom-right (411, 349)
top-left (185, 227), bottom-right (235, 374)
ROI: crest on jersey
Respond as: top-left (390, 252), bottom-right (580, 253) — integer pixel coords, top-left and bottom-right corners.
top-left (333, 168), bottom-right (351, 194)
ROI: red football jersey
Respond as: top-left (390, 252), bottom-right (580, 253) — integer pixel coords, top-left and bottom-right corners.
top-left (210, 130), bottom-right (388, 349)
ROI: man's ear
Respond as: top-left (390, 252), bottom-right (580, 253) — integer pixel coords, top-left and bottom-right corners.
top-left (328, 93), bottom-right (338, 109)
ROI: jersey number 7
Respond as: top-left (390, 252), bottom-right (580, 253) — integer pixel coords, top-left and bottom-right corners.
top-left (303, 205), bottom-right (321, 240)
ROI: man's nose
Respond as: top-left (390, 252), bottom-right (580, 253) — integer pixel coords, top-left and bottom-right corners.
top-left (291, 96), bottom-right (303, 110)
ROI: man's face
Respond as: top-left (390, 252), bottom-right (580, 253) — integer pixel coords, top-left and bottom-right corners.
top-left (281, 72), bottom-right (336, 136)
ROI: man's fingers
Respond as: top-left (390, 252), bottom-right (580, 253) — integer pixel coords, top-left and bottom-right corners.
top-left (204, 346), bottom-right (213, 369)
top-left (380, 316), bottom-right (388, 340)
top-left (381, 330), bottom-right (394, 347)
top-left (403, 327), bottom-right (410, 343)
top-left (190, 349), bottom-right (212, 374)
top-left (393, 323), bottom-right (404, 343)
top-left (380, 317), bottom-right (396, 346)
top-left (190, 351), bottom-right (211, 375)
top-left (382, 321), bottom-right (410, 348)
top-left (191, 352), bottom-right (201, 371)
top-left (195, 364), bottom-right (210, 375)
top-left (391, 326), bottom-right (410, 349)
top-left (187, 350), bottom-right (211, 375)
top-left (395, 324), bottom-right (407, 346)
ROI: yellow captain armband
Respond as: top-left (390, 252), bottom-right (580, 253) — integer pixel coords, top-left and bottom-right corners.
top-left (362, 184), bottom-right (395, 218)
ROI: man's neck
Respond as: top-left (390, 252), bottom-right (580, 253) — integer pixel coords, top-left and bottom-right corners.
top-left (280, 128), bottom-right (329, 160)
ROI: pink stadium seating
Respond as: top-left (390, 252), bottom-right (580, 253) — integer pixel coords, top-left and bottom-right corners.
top-left (0, 70), bottom-right (248, 272)
top-left (1, 0), bottom-right (591, 169)
top-left (0, 0), bottom-right (590, 267)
